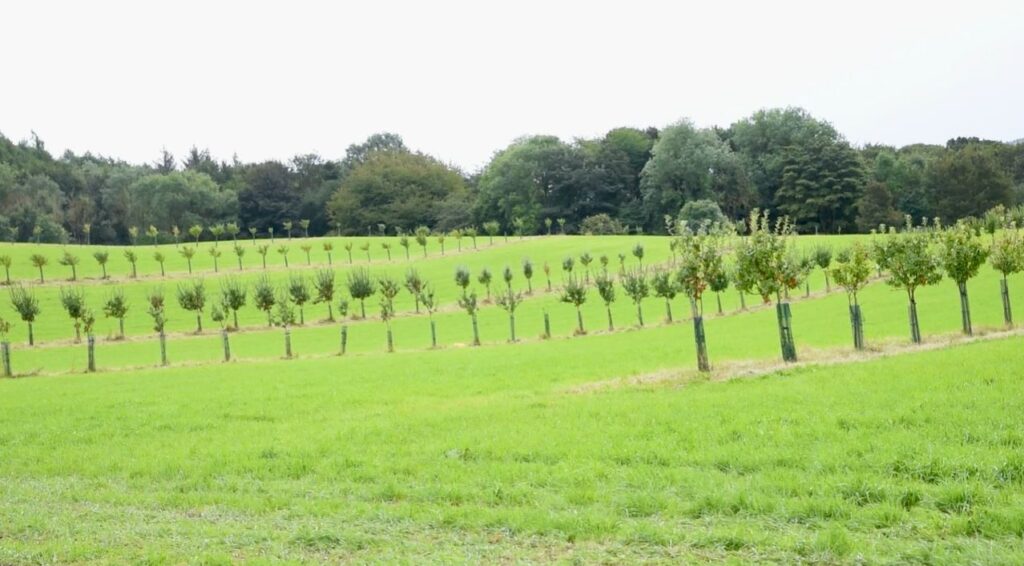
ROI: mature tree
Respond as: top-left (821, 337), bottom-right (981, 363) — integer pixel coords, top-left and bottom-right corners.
top-left (238, 161), bottom-right (299, 232)
top-left (856, 180), bottom-right (903, 232)
top-left (775, 136), bottom-right (865, 233)
top-left (928, 144), bottom-right (1013, 223)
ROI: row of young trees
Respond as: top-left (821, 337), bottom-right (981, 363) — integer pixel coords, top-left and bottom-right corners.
top-left (2, 213), bottom-right (1022, 376)
top-left (4, 110), bottom-right (1023, 245)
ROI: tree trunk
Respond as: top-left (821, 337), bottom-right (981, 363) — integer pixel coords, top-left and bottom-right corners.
top-left (285, 328), bottom-right (293, 358)
top-left (196, 314), bottom-right (203, 334)
top-left (2, 341), bottom-right (12, 377)
top-left (1001, 276), bottom-right (1013, 327)
top-left (716, 293), bottom-right (723, 315)
top-left (576, 307), bottom-right (585, 335)
top-left (776, 301), bottom-right (797, 362)
top-left (430, 319), bottom-right (437, 348)
top-left (957, 281), bottom-right (972, 336)
top-left (360, 300), bottom-right (366, 319)
top-left (340, 325), bottom-right (348, 355)
top-left (221, 329), bottom-right (231, 362)
top-left (28, 323), bottom-right (34, 346)
top-left (849, 302), bottom-right (865, 350)
top-left (908, 293), bottom-right (921, 344)
top-left (636, 303), bottom-right (644, 327)
top-left (74, 324), bottom-right (81, 343)
top-left (119, 318), bottom-right (125, 340)
top-left (693, 315), bottom-right (709, 372)
top-left (543, 311), bottom-right (551, 339)
top-left (825, 272), bottom-right (831, 292)
top-left (413, 295), bottom-right (420, 313)
top-left (87, 334), bottom-right (96, 372)
top-left (159, 331), bottom-right (168, 366)
top-left (327, 302), bottom-right (334, 322)
top-left (233, 310), bottom-right (239, 330)
top-left (665, 299), bottom-right (673, 323)
top-left (606, 306), bottom-right (614, 331)
top-left (508, 314), bottom-right (516, 342)
top-left (386, 326), bottom-right (394, 353)
top-left (471, 314), bottom-right (480, 346)
top-left (739, 290), bottom-right (746, 310)
top-left (299, 306), bottom-right (304, 325)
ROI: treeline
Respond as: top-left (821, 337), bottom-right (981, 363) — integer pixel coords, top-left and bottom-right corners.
top-left (2, 108), bottom-right (1022, 244)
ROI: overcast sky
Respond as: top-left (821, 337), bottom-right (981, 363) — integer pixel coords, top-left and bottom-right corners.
top-left (2, 0), bottom-right (1022, 172)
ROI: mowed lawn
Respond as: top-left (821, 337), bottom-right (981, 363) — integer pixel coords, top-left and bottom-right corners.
top-left (1, 331), bottom-right (1023, 563)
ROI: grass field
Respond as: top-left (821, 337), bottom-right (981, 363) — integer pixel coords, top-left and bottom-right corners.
top-left (1, 235), bottom-right (1023, 563)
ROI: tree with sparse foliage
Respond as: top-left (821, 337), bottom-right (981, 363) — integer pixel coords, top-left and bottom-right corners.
top-left (176, 280), bottom-right (207, 333)
top-left (253, 276), bottom-right (277, 326)
top-left (457, 291), bottom-right (481, 346)
top-left (830, 242), bottom-right (873, 349)
top-left (483, 221), bottom-right (500, 245)
top-left (378, 276), bottom-right (400, 352)
top-left (560, 275), bottom-right (589, 334)
top-left (872, 218), bottom-right (943, 344)
top-left (312, 269), bottom-right (337, 321)
top-left (9, 285), bottom-right (40, 346)
top-left (621, 270), bottom-right (649, 327)
top-left (153, 251), bottom-right (167, 276)
top-left (180, 246), bottom-right (196, 274)
top-left (92, 251), bottom-right (109, 279)
top-left (277, 245), bottom-right (290, 268)
top-left (595, 273), bottom-right (616, 331)
top-left (522, 259), bottom-right (534, 294)
top-left (58, 251), bottom-right (80, 281)
top-left (189, 224), bottom-right (203, 244)
top-left (989, 229), bottom-right (1023, 326)
top-left (938, 222), bottom-right (989, 336)
top-left (0, 255), bottom-right (10, 285)
top-left (496, 287), bottom-right (524, 342)
top-left (419, 285), bottom-right (439, 348)
top-left (123, 249), bottom-right (139, 278)
top-left (29, 254), bottom-right (47, 283)
top-left (59, 287), bottom-right (88, 342)
top-left (675, 223), bottom-right (727, 371)
top-left (347, 268), bottom-right (375, 319)
top-left (404, 269), bottom-right (425, 313)
top-left (233, 244), bottom-right (245, 271)
top-left (415, 226), bottom-right (430, 257)
top-left (220, 278), bottom-right (247, 330)
top-left (103, 288), bottom-right (130, 340)
top-left (209, 247), bottom-right (222, 273)
top-left (288, 274), bottom-right (311, 324)
top-left (454, 266), bottom-right (471, 298)
top-left (257, 245), bottom-right (270, 269)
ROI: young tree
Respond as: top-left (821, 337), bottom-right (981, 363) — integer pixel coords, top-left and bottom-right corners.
top-left (734, 210), bottom-right (801, 361)
top-left (128, 226), bottom-right (139, 245)
top-left (814, 245), bottom-right (834, 292)
top-left (148, 289), bottom-right (169, 366)
top-left (651, 270), bottom-right (679, 323)
top-left (621, 270), bottom-right (649, 327)
top-left (595, 273), bottom-right (616, 331)
top-left (347, 268), bottom-right (375, 319)
top-left (124, 250), bottom-right (139, 278)
top-left (415, 226), bottom-right (430, 257)
top-left (452, 229), bottom-right (463, 252)
top-left (579, 252), bottom-right (594, 283)
top-left (268, 226), bottom-right (275, 243)
top-left (419, 285), bottom-right (439, 348)
top-left (676, 225), bottom-right (727, 371)
top-left (709, 269), bottom-right (730, 315)
top-left (103, 288), bottom-right (130, 340)
top-left (399, 235), bottom-right (411, 260)
top-left (226, 222), bottom-right (241, 242)
top-left (512, 217), bottom-right (526, 238)
top-left (83, 223), bottom-right (92, 246)
top-left (301, 244), bottom-right (313, 265)
top-left (153, 251), bottom-right (167, 276)
top-left (0, 315), bottom-right (11, 376)
top-left (283, 220), bottom-right (294, 240)
top-left (938, 222), bottom-right (989, 335)
top-left (233, 244), bottom-right (246, 271)
top-left (502, 265), bottom-right (514, 293)
top-left (288, 274), bottom-right (311, 325)
top-left (277, 245), bottom-right (290, 268)
top-left (436, 233), bottom-right (446, 255)
top-left (617, 253), bottom-right (627, 275)
top-left (830, 243), bottom-right (873, 350)
top-left (9, 285), bottom-right (40, 346)
top-left (465, 227), bottom-right (478, 249)
top-left (483, 221), bottom-right (500, 245)
top-left (180, 246), bottom-right (196, 274)
top-left (0, 255), bottom-right (11, 285)
top-left (188, 224), bottom-right (203, 244)
top-left (522, 258), bottom-right (534, 294)
top-left (177, 279), bottom-right (207, 333)
top-left (404, 269), bottom-right (425, 313)
top-left (29, 254), bottom-right (48, 283)
top-left (257, 244), bottom-right (270, 269)
top-left (313, 269), bottom-right (337, 321)
top-left (92, 250), bottom-right (109, 278)
top-left (172, 225), bottom-right (181, 246)
top-left (454, 266), bottom-right (471, 297)
top-left (209, 247), bottom-right (222, 273)
top-left (545, 217), bottom-right (553, 235)
top-left (557, 217), bottom-right (567, 234)
top-left (146, 225), bottom-right (159, 246)
top-left (275, 290), bottom-right (296, 358)
top-left (496, 287), bottom-right (524, 342)
top-left (253, 276), bottom-right (277, 326)
top-left (989, 229), bottom-right (1023, 326)
top-left (561, 275), bottom-right (589, 335)
top-left (323, 241), bottom-right (334, 265)
top-left (599, 254), bottom-right (609, 275)
top-left (542, 261), bottom-right (552, 291)
top-left (337, 297), bottom-right (351, 354)
top-left (300, 219), bottom-right (311, 238)
top-left (379, 276), bottom-right (400, 352)
top-left (211, 300), bottom-right (231, 362)
top-left (475, 268), bottom-right (491, 302)
top-left (358, 241), bottom-right (371, 263)
top-left (220, 278), bottom-right (247, 330)
top-left (561, 256), bottom-right (575, 279)
top-left (58, 251), bottom-right (80, 281)
top-left (457, 291), bottom-right (481, 346)
top-left (381, 241), bottom-right (392, 261)
top-left (59, 287), bottom-right (88, 342)
top-left (343, 242), bottom-right (354, 264)
top-left (632, 243), bottom-right (645, 272)
top-left (872, 219), bottom-right (943, 344)
top-left (83, 308), bottom-right (97, 372)
top-left (248, 226), bottom-right (258, 245)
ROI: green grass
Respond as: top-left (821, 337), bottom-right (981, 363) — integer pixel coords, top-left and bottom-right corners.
top-left (1, 327), bottom-right (1023, 562)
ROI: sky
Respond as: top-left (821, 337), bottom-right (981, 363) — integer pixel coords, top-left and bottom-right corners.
top-left (1, 0), bottom-right (1022, 172)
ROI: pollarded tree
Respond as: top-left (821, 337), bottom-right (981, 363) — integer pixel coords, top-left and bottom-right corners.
top-left (233, 244), bottom-right (246, 271)
top-left (378, 276), bottom-right (400, 352)
top-left (9, 285), bottom-right (40, 346)
top-left (989, 228), bottom-right (1023, 326)
top-left (545, 217), bottom-right (553, 235)
top-left (830, 242), bottom-right (873, 350)
top-left (147, 288), bottom-right (168, 364)
top-left (733, 210), bottom-right (800, 362)
top-left (557, 218), bottom-right (567, 234)
top-left (210, 225), bottom-right (225, 246)
top-left (257, 245), bottom-right (270, 269)
top-left (483, 221), bottom-right (500, 245)
top-left (220, 277), bottom-right (247, 330)
top-left (58, 251), bottom-right (80, 281)
top-left (288, 274), bottom-right (311, 325)
top-left (103, 288), bottom-right (130, 340)
top-left (599, 254), bottom-right (609, 275)
top-left (180, 246), bottom-right (196, 274)
top-left (457, 291), bottom-right (481, 346)
top-left (359, 241), bottom-right (371, 262)
top-left (814, 245), bottom-right (833, 292)
top-left (59, 287), bottom-right (88, 342)
top-left (595, 273), bottom-right (617, 331)
top-left (226, 222), bottom-right (241, 242)
top-left (92, 250), bottom-right (109, 278)
top-left (675, 225), bottom-right (726, 371)
top-left (189, 224), bottom-right (203, 244)
top-left (124, 250), bottom-right (139, 279)
top-left (176, 279), bottom-right (207, 333)
top-left (153, 251), bottom-right (167, 276)
top-left (347, 268), bottom-right (375, 319)
top-left (496, 287), bottom-right (524, 342)
top-left (312, 269), bottom-right (336, 321)
top-left (29, 254), bottom-right (47, 283)
top-left (404, 269), bottom-right (425, 313)
top-left (337, 296), bottom-right (351, 353)
top-left (872, 218), bottom-right (943, 344)
top-left (399, 235), bottom-right (411, 260)
top-left (172, 225), bottom-right (181, 246)
top-left (419, 285), bottom-right (439, 348)
top-left (579, 252), bottom-right (594, 283)
top-left (561, 275), bottom-right (589, 335)
top-left (83, 308), bottom-right (97, 372)
top-left (253, 276), bottom-right (277, 326)
top-left (0, 255), bottom-right (11, 285)
top-left (522, 258), bottom-right (534, 294)
top-left (477, 268), bottom-right (493, 301)
top-left (454, 266), bottom-right (471, 298)
top-left (617, 253), bottom-right (627, 275)
top-left (651, 270), bottom-right (679, 323)
top-left (323, 241), bottom-right (334, 265)
top-left (621, 270), bottom-right (649, 327)
top-left (415, 226), bottom-right (430, 257)
top-left (209, 247), bottom-right (222, 273)
top-left (381, 241), bottom-right (392, 261)
top-left (301, 244), bottom-right (313, 265)
top-left (938, 222), bottom-right (989, 336)
top-left (277, 245), bottom-right (290, 268)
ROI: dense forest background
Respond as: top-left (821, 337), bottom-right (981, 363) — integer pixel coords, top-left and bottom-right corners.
top-left (2, 107), bottom-right (1022, 244)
